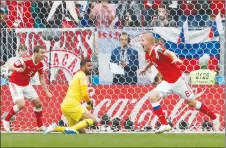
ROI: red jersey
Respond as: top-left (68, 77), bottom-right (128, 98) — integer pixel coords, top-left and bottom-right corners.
top-left (145, 44), bottom-right (182, 83)
top-left (10, 56), bottom-right (44, 86)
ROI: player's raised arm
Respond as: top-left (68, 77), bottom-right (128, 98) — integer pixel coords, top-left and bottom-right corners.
top-left (163, 50), bottom-right (183, 64)
top-left (39, 74), bottom-right (52, 98)
top-left (9, 58), bottom-right (25, 72)
top-left (139, 62), bottom-right (152, 75)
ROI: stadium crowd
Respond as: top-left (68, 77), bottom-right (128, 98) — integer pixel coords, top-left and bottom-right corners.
top-left (0, 0), bottom-right (225, 28)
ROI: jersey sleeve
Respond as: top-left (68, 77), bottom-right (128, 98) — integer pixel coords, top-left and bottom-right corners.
top-left (38, 63), bottom-right (44, 74)
top-left (13, 58), bottom-right (24, 68)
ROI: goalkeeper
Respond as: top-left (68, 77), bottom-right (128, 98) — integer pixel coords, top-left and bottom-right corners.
top-left (45, 58), bottom-right (96, 134)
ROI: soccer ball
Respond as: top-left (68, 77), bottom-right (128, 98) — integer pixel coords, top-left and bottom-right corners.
top-left (1, 66), bottom-right (10, 78)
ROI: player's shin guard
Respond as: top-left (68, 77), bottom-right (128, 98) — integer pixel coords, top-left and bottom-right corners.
top-left (152, 102), bottom-right (168, 125)
top-left (71, 119), bottom-right (94, 131)
top-left (5, 105), bottom-right (20, 121)
top-left (34, 107), bottom-right (43, 127)
top-left (195, 101), bottom-right (217, 120)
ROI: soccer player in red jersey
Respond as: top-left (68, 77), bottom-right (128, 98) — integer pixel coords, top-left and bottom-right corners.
top-left (2, 45), bottom-right (52, 132)
top-left (139, 33), bottom-right (220, 133)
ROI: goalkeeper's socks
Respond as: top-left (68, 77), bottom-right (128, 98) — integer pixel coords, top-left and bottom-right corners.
top-left (54, 126), bottom-right (66, 132)
top-left (152, 102), bottom-right (168, 125)
top-left (72, 119), bottom-right (94, 130)
top-left (197, 102), bottom-right (217, 120)
top-left (5, 105), bottom-right (20, 121)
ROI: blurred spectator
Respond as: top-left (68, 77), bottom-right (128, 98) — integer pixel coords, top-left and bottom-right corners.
top-left (0, 60), bottom-right (5, 66)
top-left (110, 32), bottom-right (139, 85)
top-left (46, 1), bottom-right (79, 28)
top-left (177, 1), bottom-right (212, 27)
top-left (150, 4), bottom-right (177, 27)
top-left (32, 1), bottom-right (47, 28)
top-left (190, 54), bottom-right (217, 85)
top-left (0, 6), bottom-right (16, 63)
top-left (0, 1), bottom-right (7, 7)
top-left (0, 7), bottom-right (8, 28)
top-left (6, 1), bottom-right (34, 28)
top-left (116, 1), bottom-right (142, 27)
top-left (89, 0), bottom-right (117, 28)
top-left (76, 1), bottom-right (91, 27)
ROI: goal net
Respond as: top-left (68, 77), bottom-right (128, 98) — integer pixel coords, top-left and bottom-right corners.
top-left (0, 0), bottom-right (225, 133)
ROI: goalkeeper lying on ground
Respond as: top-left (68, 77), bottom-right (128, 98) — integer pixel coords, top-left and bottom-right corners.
top-left (44, 58), bottom-right (96, 134)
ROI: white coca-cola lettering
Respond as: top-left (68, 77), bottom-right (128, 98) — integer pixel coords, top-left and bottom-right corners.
top-left (93, 87), bottom-right (207, 128)
top-left (93, 99), bottom-right (111, 122)
top-left (169, 99), bottom-right (185, 122)
top-left (137, 110), bottom-right (153, 127)
top-left (130, 92), bottom-right (151, 122)
top-left (107, 99), bottom-right (129, 120)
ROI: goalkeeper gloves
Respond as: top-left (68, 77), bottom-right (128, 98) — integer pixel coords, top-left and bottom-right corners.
top-left (86, 100), bottom-right (94, 110)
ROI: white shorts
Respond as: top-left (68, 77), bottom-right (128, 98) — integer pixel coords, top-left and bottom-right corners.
top-left (9, 82), bottom-right (39, 103)
top-left (153, 75), bottom-right (194, 100)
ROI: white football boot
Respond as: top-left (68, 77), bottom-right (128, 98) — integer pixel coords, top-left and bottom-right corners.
top-left (155, 124), bottom-right (172, 134)
top-left (36, 126), bottom-right (47, 132)
top-left (2, 120), bottom-right (11, 132)
top-left (44, 122), bottom-right (57, 134)
top-left (1, 112), bottom-right (11, 132)
top-left (212, 114), bottom-right (220, 131)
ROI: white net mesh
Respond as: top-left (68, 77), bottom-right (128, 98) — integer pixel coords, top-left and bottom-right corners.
top-left (0, 0), bottom-right (225, 133)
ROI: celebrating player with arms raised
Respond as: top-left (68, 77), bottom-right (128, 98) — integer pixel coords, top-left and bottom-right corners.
top-left (44, 58), bottom-right (96, 134)
top-left (2, 45), bottom-right (52, 132)
top-left (139, 33), bottom-right (220, 133)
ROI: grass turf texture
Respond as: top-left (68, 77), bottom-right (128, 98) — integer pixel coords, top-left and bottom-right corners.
top-left (1, 133), bottom-right (224, 147)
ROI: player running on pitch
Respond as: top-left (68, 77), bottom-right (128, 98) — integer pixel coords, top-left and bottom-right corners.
top-left (44, 58), bottom-right (96, 134)
top-left (2, 45), bottom-right (52, 132)
top-left (139, 33), bottom-right (220, 134)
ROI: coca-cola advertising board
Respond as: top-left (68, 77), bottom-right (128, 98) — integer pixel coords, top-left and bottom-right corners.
top-left (1, 85), bottom-right (224, 131)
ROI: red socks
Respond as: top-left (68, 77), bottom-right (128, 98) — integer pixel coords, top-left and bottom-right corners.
top-left (34, 111), bottom-right (43, 127)
top-left (152, 102), bottom-right (168, 125)
top-left (199, 104), bottom-right (217, 120)
top-left (5, 105), bottom-right (20, 121)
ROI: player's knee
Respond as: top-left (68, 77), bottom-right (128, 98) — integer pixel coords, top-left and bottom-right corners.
top-left (185, 99), bottom-right (196, 107)
top-left (35, 103), bottom-right (42, 109)
top-left (149, 91), bottom-right (160, 103)
top-left (32, 98), bottom-right (42, 108)
top-left (16, 100), bottom-right (26, 110)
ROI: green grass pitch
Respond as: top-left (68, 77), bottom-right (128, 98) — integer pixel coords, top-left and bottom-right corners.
top-left (1, 133), bottom-right (224, 147)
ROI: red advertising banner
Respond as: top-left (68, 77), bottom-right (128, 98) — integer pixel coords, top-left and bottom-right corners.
top-left (1, 85), bottom-right (225, 131)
